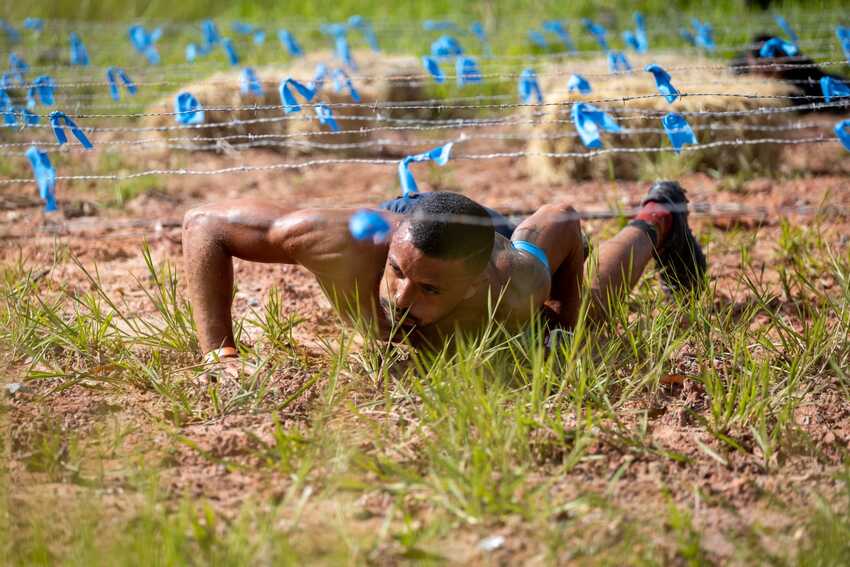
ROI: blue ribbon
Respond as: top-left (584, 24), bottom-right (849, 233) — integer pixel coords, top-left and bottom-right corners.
top-left (518, 68), bottom-right (543, 104)
top-left (430, 35), bottom-right (463, 58)
top-left (278, 30), bottom-right (303, 57)
top-left (253, 29), bottom-right (266, 45)
top-left (662, 113), bottom-right (697, 154)
top-left (836, 27), bottom-right (850, 63)
top-left (348, 16), bottom-right (380, 52)
top-left (332, 68), bottom-right (360, 102)
top-left (456, 57), bottom-right (482, 86)
top-left (240, 67), bottom-right (263, 96)
top-left (398, 142), bottom-right (453, 196)
top-left (634, 12), bottom-right (649, 53)
top-left (567, 74), bottom-right (591, 95)
top-left (27, 75), bottom-right (55, 108)
top-left (774, 15), bottom-right (799, 45)
top-left (20, 107), bottom-right (38, 126)
top-left (201, 20), bottom-right (220, 50)
top-left (23, 18), bottom-right (44, 32)
top-left (106, 67), bottom-right (137, 101)
top-left (0, 89), bottom-right (11, 112)
top-left (49, 111), bottom-right (93, 149)
top-left (821, 76), bottom-right (850, 103)
top-left (314, 103), bottom-right (340, 131)
top-left (279, 77), bottom-right (315, 113)
top-left (70, 32), bottom-right (90, 66)
top-left (6, 106), bottom-right (38, 127)
top-left (542, 20), bottom-right (576, 53)
top-left (25, 146), bottom-right (57, 212)
top-left (645, 64), bottom-right (679, 103)
top-left (222, 38), bottom-right (239, 66)
top-left (528, 30), bottom-right (548, 49)
top-left (186, 43), bottom-right (199, 62)
top-left (836, 119), bottom-right (850, 151)
top-left (581, 18), bottom-right (609, 50)
top-left (349, 209), bottom-right (391, 243)
top-left (691, 19), bottom-right (715, 53)
top-left (423, 21), bottom-right (458, 32)
top-left (0, 20), bottom-right (20, 43)
top-left (422, 56), bottom-right (444, 83)
top-left (680, 28), bottom-right (696, 46)
top-left (336, 35), bottom-right (356, 69)
top-left (759, 37), bottom-right (799, 58)
top-left (9, 53), bottom-right (27, 85)
top-left (608, 51), bottom-right (632, 73)
top-left (310, 64), bottom-right (327, 92)
top-left (128, 25), bottom-right (161, 64)
top-left (470, 21), bottom-right (492, 57)
top-left (3, 106), bottom-right (16, 127)
top-left (174, 92), bottom-right (205, 125)
top-left (571, 102), bottom-right (621, 149)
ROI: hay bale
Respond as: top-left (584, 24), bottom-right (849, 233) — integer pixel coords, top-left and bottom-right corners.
top-left (141, 50), bottom-right (424, 156)
top-left (525, 53), bottom-right (797, 182)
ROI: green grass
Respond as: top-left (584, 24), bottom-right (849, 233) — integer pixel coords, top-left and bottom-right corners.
top-left (1, 216), bottom-right (850, 563)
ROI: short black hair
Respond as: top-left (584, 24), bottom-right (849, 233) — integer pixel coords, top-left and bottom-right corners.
top-left (404, 192), bottom-right (495, 274)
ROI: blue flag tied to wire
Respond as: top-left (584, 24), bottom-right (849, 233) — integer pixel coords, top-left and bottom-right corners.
top-left (518, 68), bottom-right (543, 104)
top-left (9, 53), bottom-right (27, 85)
top-left (279, 77), bottom-right (315, 113)
top-left (201, 20), bottom-right (220, 50)
top-left (49, 111), bottom-right (93, 149)
top-left (623, 13), bottom-right (649, 54)
top-left (314, 103), bottom-right (340, 131)
top-left (27, 75), bottom-right (54, 108)
top-left (608, 51), bottom-right (632, 73)
top-left (321, 23), bottom-right (355, 69)
top-left (70, 32), bottom-right (90, 66)
top-left (456, 57), bottom-right (482, 86)
top-left (422, 56), bottom-right (444, 83)
top-left (240, 67), bottom-right (263, 96)
top-left (25, 146), bottom-right (57, 212)
top-left (691, 19), bottom-right (715, 53)
top-left (759, 37), bottom-right (799, 58)
top-left (348, 16), bottom-right (380, 52)
top-left (567, 74), bottom-right (591, 95)
top-left (821, 76), bottom-right (850, 103)
top-left (571, 102), bottom-right (621, 149)
top-left (470, 22), bottom-right (491, 56)
top-left (542, 20), bottom-right (576, 53)
top-left (106, 67), bottom-right (137, 101)
top-left (774, 15), bottom-right (799, 45)
top-left (528, 30), bottom-right (548, 49)
top-left (645, 64), bottom-right (679, 103)
top-left (23, 18), bottom-right (43, 32)
top-left (349, 210), bottom-right (390, 243)
top-left (310, 64), bottom-right (327, 92)
top-left (332, 68), bottom-right (360, 102)
top-left (0, 20), bottom-right (20, 43)
top-left (836, 120), bottom-right (850, 151)
top-left (278, 30), bottom-right (303, 57)
top-left (3, 105), bottom-right (38, 128)
top-left (128, 24), bottom-right (162, 64)
top-left (423, 20), bottom-right (458, 32)
top-left (581, 18), bottom-right (608, 50)
top-left (174, 92), bottom-right (204, 125)
top-left (398, 142), bottom-right (454, 196)
top-left (662, 113), bottom-right (697, 154)
top-left (836, 27), bottom-right (850, 63)
top-left (431, 35), bottom-right (464, 58)
top-left (680, 28), bottom-right (696, 46)
top-left (222, 38), bottom-right (239, 66)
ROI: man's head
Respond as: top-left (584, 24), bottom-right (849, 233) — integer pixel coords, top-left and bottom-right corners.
top-left (380, 192), bottom-right (495, 328)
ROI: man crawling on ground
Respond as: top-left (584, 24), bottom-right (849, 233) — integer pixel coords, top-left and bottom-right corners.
top-left (182, 181), bottom-right (707, 360)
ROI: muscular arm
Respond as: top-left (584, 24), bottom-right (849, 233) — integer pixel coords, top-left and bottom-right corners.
top-left (508, 203), bottom-right (585, 328)
top-left (182, 199), bottom-right (387, 354)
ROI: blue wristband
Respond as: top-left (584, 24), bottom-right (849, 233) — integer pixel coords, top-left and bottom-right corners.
top-left (512, 240), bottom-right (551, 274)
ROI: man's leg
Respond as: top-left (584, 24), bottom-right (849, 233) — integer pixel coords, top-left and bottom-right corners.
top-left (587, 181), bottom-right (707, 323)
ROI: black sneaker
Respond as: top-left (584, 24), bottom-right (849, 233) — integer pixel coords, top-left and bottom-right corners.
top-left (641, 181), bottom-right (707, 293)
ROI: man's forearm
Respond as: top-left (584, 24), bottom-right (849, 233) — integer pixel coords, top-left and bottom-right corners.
top-left (183, 210), bottom-right (237, 354)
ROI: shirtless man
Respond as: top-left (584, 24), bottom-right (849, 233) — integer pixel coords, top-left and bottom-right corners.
top-left (182, 181), bottom-right (706, 359)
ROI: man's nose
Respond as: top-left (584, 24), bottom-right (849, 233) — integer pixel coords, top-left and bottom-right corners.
top-left (393, 280), bottom-right (416, 311)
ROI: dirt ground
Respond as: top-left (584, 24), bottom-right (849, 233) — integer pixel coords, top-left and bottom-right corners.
top-left (2, 120), bottom-right (850, 563)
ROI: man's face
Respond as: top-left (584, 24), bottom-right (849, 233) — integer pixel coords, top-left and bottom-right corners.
top-left (378, 225), bottom-right (481, 329)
